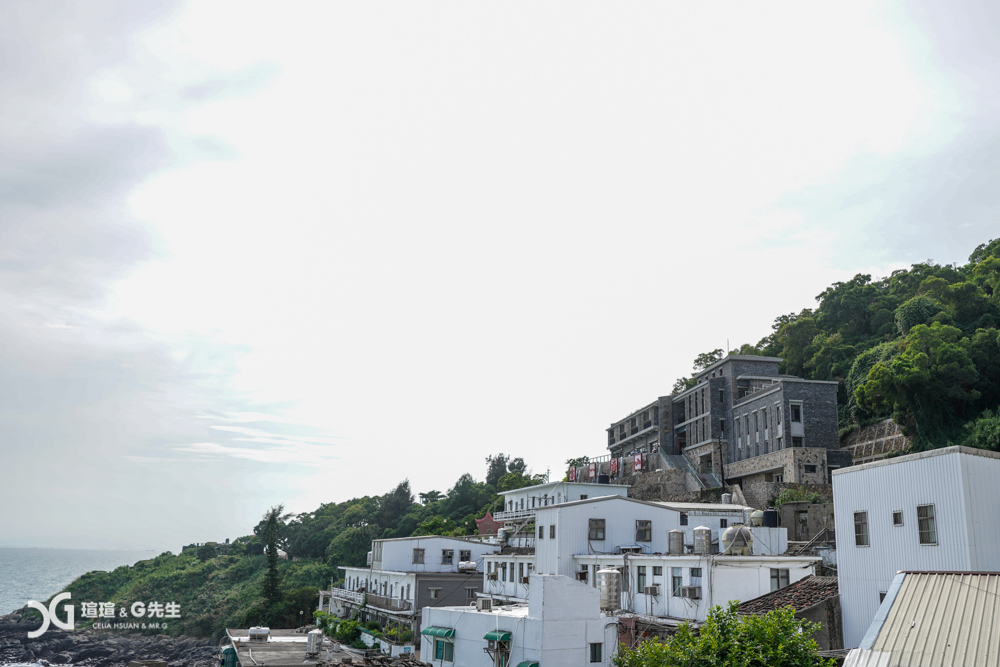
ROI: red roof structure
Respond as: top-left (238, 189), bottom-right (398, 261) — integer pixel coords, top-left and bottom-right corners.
top-left (475, 511), bottom-right (502, 536)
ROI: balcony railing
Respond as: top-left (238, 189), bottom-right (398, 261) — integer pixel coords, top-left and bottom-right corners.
top-left (493, 506), bottom-right (536, 521)
top-left (331, 588), bottom-right (365, 605)
top-left (366, 593), bottom-right (413, 613)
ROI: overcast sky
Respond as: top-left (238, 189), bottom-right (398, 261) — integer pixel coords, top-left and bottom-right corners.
top-left (1, 1), bottom-right (997, 552)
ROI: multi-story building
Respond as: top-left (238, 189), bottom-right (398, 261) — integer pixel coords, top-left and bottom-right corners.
top-left (605, 355), bottom-right (849, 491)
top-left (328, 535), bottom-right (495, 636)
top-left (833, 446), bottom-right (1000, 648)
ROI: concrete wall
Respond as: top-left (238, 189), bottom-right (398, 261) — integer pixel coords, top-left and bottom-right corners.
top-left (799, 597), bottom-right (843, 651)
top-left (483, 554), bottom-right (535, 601)
top-left (780, 502), bottom-right (835, 542)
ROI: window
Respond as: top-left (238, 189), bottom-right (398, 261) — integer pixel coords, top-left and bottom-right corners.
top-left (434, 639), bottom-right (454, 662)
top-left (589, 518), bottom-right (606, 541)
top-left (679, 512), bottom-right (689, 526)
top-left (720, 418), bottom-right (726, 438)
top-left (466, 587), bottom-right (476, 599)
top-left (442, 549), bottom-right (454, 564)
top-left (500, 562), bottom-right (507, 581)
top-left (720, 518), bottom-right (728, 528)
top-left (671, 568), bottom-right (683, 596)
top-left (413, 548), bottom-right (425, 564)
top-left (690, 567), bottom-right (702, 583)
top-left (892, 511), bottom-right (904, 527)
top-left (792, 437), bottom-right (804, 447)
top-left (590, 643), bottom-right (603, 663)
top-left (770, 568), bottom-right (790, 591)
top-left (538, 525), bottom-right (544, 539)
top-left (636, 520), bottom-right (652, 542)
top-left (854, 511), bottom-right (869, 547)
top-left (652, 566), bottom-right (662, 577)
top-left (777, 405), bottom-right (782, 423)
top-left (460, 550), bottom-right (471, 562)
top-left (917, 504), bottom-right (938, 545)
top-left (429, 587), bottom-right (441, 599)
top-left (791, 404), bottom-right (802, 422)
top-left (637, 566), bottom-right (646, 591)
top-left (580, 494), bottom-right (588, 500)
top-left (550, 525), bottom-right (556, 539)
top-left (718, 389), bottom-right (724, 402)
top-left (879, 591), bottom-right (887, 603)
top-left (804, 465), bottom-right (816, 474)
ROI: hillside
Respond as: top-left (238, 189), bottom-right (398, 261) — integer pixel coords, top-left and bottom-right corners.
top-left (676, 238), bottom-right (1000, 451)
top-left (34, 456), bottom-right (541, 639)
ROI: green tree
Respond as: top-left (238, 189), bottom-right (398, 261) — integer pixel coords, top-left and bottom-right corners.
top-left (376, 480), bottom-right (415, 529)
top-left (496, 470), bottom-right (546, 492)
top-left (419, 490), bottom-right (445, 505)
top-left (196, 544), bottom-right (217, 562)
top-left (613, 602), bottom-right (833, 667)
top-left (962, 409), bottom-right (1000, 451)
top-left (692, 349), bottom-right (724, 371)
top-left (485, 454), bottom-right (511, 487)
top-left (260, 504), bottom-right (289, 606)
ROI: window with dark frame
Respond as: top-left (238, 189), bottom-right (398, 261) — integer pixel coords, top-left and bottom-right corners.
top-left (441, 549), bottom-right (454, 564)
top-left (791, 404), bottom-right (802, 422)
top-left (538, 525), bottom-right (544, 539)
top-left (550, 524), bottom-right (556, 539)
top-left (854, 511), bottom-right (869, 546)
top-left (680, 513), bottom-right (688, 526)
top-left (590, 643), bottom-right (602, 663)
top-left (412, 548), bottom-right (425, 564)
top-left (917, 504), bottom-right (937, 544)
top-left (588, 518), bottom-right (605, 541)
top-left (770, 568), bottom-right (790, 591)
top-left (892, 511), bottom-right (903, 527)
top-left (720, 518), bottom-right (728, 528)
top-left (804, 464), bottom-right (817, 474)
top-left (636, 520), bottom-right (652, 542)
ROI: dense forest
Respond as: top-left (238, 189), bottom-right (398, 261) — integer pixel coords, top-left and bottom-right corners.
top-left (50, 238), bottom-right (1000, 638)
top-left (674, 238), bottom-right (1000, 451)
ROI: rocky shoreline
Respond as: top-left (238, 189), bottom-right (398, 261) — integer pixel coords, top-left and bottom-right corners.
top-left (0, 613), bottom-right (217, 667)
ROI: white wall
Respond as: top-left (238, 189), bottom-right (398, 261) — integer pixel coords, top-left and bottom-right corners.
top-left (833, 447), bottom-right (1000, 648)
top-left (373, 536), bottom-right (493, 573)
top-left (571, 553), bottom-right (815, 622)
top-left (534, 497), bottom-right (746, 577)
top-left (339, 567), bottom-right (417, 608)
top-left (421, 575), bottom-right (613, 667)
top-left (483, 554), bottom-right (535, 601)
top-left (500, 482), bottom-right (629, 514)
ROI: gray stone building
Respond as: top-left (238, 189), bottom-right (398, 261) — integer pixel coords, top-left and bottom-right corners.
top-left (606, 355), bottom-right (850, 490)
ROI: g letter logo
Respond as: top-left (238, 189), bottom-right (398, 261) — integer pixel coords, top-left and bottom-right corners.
top-left (27, 592), bottom-right (75, 638)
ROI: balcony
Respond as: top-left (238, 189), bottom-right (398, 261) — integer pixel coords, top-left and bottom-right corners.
top-left (366, 593), bottom-right (414, 614)
top-left (331, 588), bottom-right (365, 605)
top-left (493, 506), bottom-right (536, 521)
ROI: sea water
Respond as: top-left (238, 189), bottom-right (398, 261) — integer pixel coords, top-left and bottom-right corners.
top-left (0, 547), bottom-right (153, 615)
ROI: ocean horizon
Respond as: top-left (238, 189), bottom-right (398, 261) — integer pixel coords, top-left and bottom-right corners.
top-left (0, 547), bottom-right (155, 616)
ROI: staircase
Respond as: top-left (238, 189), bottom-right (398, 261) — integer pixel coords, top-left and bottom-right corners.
top-left (663, 454), bottom-right (722, 490)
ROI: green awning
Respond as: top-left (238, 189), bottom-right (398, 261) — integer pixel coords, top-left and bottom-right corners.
top-left (516, 662), bottom-right (539, 667)
top-left (485, 630), bottom-right (512, 641)
top-left (421, 627), bottom-right (455, 638)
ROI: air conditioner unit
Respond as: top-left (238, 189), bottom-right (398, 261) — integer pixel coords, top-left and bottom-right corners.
top-left (486, 572), bottom-right (498, 580)
top-left (617, 546), bottom-right (643, 554)
top-left (476, 598), bottom-right (493, 612)
top-left (520, 576), bottom-right (530, 584)
top-left (487, 639), bottom-right (497, 650)
top-left (680, 586), bottom-right (702, 599)
top-left (643, 585), bottom-right (659, 596)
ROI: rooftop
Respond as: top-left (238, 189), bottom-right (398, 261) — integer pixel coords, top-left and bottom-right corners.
top-left (225, 628), bottom-right (353, 667)
top-left (500, 480), bottom-right (630, 496)
top-left (737, 576), bottom-right (838, 615)
top-left (832, 444), bottom-right (1000, 476)
top-left (846, 571), bottom-right (1000, 667)
top-left (535, 494), bottom-right (748, 513)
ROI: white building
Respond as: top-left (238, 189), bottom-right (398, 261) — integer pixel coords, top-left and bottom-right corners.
top-left (421, 575), bottom-right (615, 667)
top-left (532, 495), bottom-right (754, 577)
top-left (833, 445), bottom-right (1000, 648)
top-left (492, 481), bottom-right (629, 548)
top-left (329, 535), bottom-right (496, 635)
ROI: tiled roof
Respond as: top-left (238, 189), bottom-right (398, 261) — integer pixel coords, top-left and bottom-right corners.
top-left (738, 576), bottom-right (838, 614)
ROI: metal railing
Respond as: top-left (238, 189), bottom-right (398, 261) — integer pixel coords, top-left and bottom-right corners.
top-left (365, 593), bottom-right (413, 613)
top-left (330, 589), bottom-right (365, 605)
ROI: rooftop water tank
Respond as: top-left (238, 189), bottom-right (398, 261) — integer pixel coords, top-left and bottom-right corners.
top-left (693, 526), bottom-right (712, 554)
top-left (668, 529), bottom-right (685, 555)
top-left (721, 525), bottom-right (752, 555)
top-left (366, 551), bottom-right (373, 566)
top-left (721, 493), bottom-right (732, 505)
top-left (307, 629), bottom-right (324, 655)
top-left (597, 568), bottom-right (622, 612)
top-left (248, 627), bottom-right (270, 643)
top-left (763, 508), bottom-right (778, 528)
top-left (750, 510), bottom-right (764, 526)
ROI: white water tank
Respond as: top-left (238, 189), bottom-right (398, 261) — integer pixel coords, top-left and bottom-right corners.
top-left (366, 551), bottom-right (373, 566)
top-left (307, 629), bottom-right (324, 654)
top-left (693, 526), bottom-right (712, 554)
top-left (248, 627), bottom-right (270, 642)
top-left (668, 529), bottom-right (685, 555)
top-left (597, 568), bottom-right (622, 612)
top-left (750, 510), bottom-right (764, 526)
top-left (721, 493), bottom-right (732, 505)
top-left (721, 525), bottom-right (752, 555)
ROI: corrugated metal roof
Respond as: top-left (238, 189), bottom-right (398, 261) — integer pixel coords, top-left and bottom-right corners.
top-left (845, 572), bottom-right (1000, 667)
